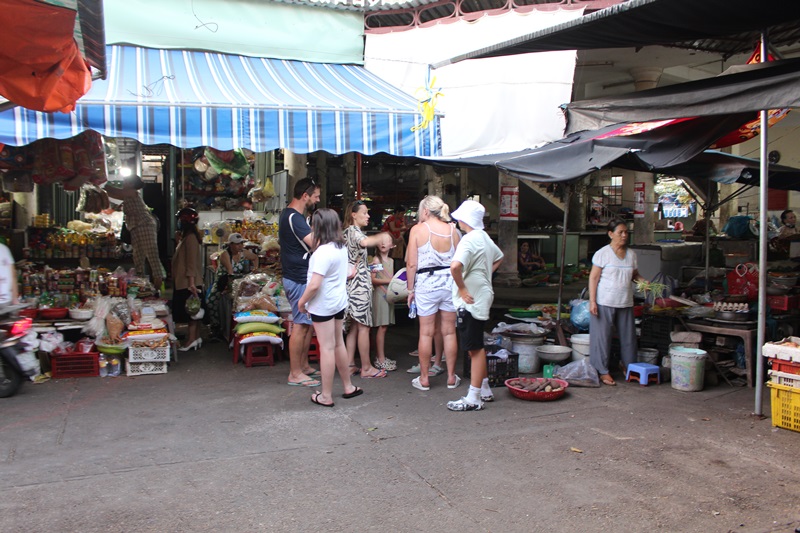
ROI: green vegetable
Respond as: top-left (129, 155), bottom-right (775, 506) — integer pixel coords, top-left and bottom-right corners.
top-left (636, 280), bottom-right (668, 302)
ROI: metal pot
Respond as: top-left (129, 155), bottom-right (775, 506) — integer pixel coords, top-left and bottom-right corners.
top-left (715, 310), bottom-right (750, 321)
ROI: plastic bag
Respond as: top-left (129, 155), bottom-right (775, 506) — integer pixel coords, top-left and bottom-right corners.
top-left (185, 294), bottom-right (202, 316)
top-left (386, 268), bottom-right (409, 304)
top-left (570, 299), bottom-right (591, 331)
top-left (553, 358), bottom-right (600, 387)
top-left (722, 215), bottom-right (754, 239)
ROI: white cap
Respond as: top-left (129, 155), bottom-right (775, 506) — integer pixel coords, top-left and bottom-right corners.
top-left (228, 232), bottom-right (244, 244)
top-left (451, 200), bottom-right (485, 230)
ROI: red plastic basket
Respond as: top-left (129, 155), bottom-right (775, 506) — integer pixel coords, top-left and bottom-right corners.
top-left (769, 359), bottom-right (800, 376)
top-left (505, 377), bottom-right (569, 401)
top-left (50, 351), bottom-right (99, 379)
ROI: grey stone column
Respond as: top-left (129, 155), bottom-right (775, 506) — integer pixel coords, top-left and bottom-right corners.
top-left (342, 153), bottom-right (355, 203)
top-left (284, 151), bottom-right (307, 194)
top-left (494, 171), bottom-right (521, 287)
top-left (632, 171), bottom-right (655, 245)
top-left (315, 151), bottom-right (328, 208)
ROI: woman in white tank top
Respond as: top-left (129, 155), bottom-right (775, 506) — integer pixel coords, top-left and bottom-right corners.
top-left (406, 196), bottom-right (461, 391)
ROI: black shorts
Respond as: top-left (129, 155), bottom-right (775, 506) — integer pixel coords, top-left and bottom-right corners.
top-left (457, 308), bottom-right (485, 352)
top-left (310, 308), bottom-right (346, 323)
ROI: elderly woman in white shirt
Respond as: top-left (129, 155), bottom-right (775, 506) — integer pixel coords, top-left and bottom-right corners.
top-left (588, 219), bottom-right (646, 386)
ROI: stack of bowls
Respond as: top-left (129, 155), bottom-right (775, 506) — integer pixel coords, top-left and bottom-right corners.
top-left (768, 272), bottom-right (798, 294)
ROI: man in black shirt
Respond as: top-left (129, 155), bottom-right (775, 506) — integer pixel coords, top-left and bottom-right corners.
top-left (279, 177), bottom-right (322, 386)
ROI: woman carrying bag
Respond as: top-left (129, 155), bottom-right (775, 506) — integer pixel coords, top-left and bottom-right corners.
top-left (172, 208), bottom-right (205, 352)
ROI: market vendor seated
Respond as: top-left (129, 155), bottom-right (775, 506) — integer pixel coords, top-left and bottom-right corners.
top-left (207, 233), bottom-right (259, 335)
top-left (518, 241), bottom-right (545, 277)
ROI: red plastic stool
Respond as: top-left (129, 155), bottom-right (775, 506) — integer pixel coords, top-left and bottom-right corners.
top-left (308, 334), bottom-right (320, 363)
top-left (243, 342), bottom-right (275, 367)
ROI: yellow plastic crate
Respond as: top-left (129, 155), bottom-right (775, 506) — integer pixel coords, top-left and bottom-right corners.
top-left (768, 382), bottom-right (800, 433)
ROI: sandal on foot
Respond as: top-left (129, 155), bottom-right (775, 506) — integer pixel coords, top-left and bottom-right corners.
top-left (348, 365), bottom-right (361, 376)
top-left (342, 386), bottom-right (364, 399)
top-left (411, 376), bottom-right (430, 391)
top-left (361, 369), bottom-right (387, 379)
top-left (447, 375), bottom-right (461, 389)
top-left (311, 392), bottom-right (334, 407)
top-left (600, 374), bottom-right (617, 386)
top-left (288, 378), bottom-right (321, 387)
top-left (446, 397), bottom-right (484, 411)
top-left (429, 364), bottom-right (444, 377)
top-left (375, 358), bottom-right (397, 371)
top-left (406, 364), bottom-right (421, 374)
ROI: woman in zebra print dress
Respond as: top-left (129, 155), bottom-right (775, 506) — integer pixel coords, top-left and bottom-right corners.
top-left (343, 200), bottom-right (392, 378)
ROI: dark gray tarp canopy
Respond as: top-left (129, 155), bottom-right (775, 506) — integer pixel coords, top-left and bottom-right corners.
top-left (433, 0), bottom-right (800, 68)
top-left (564, 58), bottom-right (800, 134)
top-left (423, 113), bottom-right (758, 182)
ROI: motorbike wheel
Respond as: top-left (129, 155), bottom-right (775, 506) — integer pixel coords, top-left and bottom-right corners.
top-left (0, 356), bottom-right (22, 398)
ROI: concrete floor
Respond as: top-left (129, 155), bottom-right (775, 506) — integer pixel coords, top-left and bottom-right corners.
top-left (1, 317), bottom-right (799, 533)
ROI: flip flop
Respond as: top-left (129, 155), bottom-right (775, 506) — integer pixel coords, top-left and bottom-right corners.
top-left (447, 375), bottom-right (461, 389)
top-left (342, 386), bottom-right (364, 399)
top-left (600, 375), bottom-right (617, 386)
top-left (361, 369), bottom-right (387, 379)
top-left (411, 376), bottom-right (430, 391)
top-left (288, 378), bottom-right (322, 387)
top-left (305, 369), bottom-right (321, 377)
top-left (348, 365), bottom-right (361, 376)
top-left (311, 392), bottom-right (334, 407)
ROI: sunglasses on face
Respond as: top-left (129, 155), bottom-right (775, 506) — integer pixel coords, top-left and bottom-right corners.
top-left (304, 180), bottom-right (318, 196)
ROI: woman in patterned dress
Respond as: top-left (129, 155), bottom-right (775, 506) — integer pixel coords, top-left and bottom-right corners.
top-left (206, 232), bottom-right (259, 336)
top-left (343, 200), bottom-right (392, 379)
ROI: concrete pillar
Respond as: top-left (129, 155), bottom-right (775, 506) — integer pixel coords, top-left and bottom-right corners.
top-left (284, 151), bottom-right (307, 194)
top-left (430, 168), bottom-right (444, 198)
top-left (495, 172), bottom-right (521, 287)
top-left (626, 67), bottom-right (661, 245)
top-left (419, 164), bottom-right (435, 197)
top-left (342, 153), bottom-right (355, 204)
top-left (567, 178), bottom-right (587, 231)
top-left (12, 191), bottom-right (35, 230)
top-left (718, 182), bottom-right (736, 227)
top-left (632, 171), bottom-right (656, 245)
top-left (315, 152), bottom-right (328, 208)
top-left (629, 67), bottom-right (662, 91)
top-left (459, 167), bottom-right (469, 203)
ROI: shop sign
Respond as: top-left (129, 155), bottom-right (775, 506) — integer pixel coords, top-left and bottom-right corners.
top-left (499, 185), bottom-right (519, 221)
top-left (634, 181), bottom-right (645, 218)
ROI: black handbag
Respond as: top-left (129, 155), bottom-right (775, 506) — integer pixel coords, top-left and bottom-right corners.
top-left (217, 272), bottom-right (229, 292)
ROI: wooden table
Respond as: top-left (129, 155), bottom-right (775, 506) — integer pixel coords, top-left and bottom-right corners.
top-left (684, 321), bottom-right (758, 387)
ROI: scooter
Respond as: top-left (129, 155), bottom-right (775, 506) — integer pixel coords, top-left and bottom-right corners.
top-left (0, 305), bottom-right (35, 398)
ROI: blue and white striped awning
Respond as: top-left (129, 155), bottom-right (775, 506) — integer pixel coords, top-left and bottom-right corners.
top-left (0, 45), bottom-right (441, 157)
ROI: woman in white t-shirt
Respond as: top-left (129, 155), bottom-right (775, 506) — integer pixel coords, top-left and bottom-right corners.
top-left (298, 209), bottom-right (364, 407)
top-left (588, 219), bottom-right (645, 386)
top-left (0, 243), bottom-right (18, 305)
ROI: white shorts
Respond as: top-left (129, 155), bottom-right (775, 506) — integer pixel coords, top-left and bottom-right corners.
top-left (415, 285), bottom-right (455, 317)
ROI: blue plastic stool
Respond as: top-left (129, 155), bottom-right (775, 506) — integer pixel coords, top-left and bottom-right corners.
top-left (626, 362), bottom-right (660, 386)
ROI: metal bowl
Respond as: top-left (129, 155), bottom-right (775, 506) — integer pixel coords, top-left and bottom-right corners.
top-left (715, 310), bottom-right (750, 321)
top-left (767, 285), bottom-right (792, 296)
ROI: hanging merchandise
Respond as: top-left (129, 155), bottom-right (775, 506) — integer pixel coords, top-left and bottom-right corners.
top-left (23, 131), bottom-right (108, 187)
top-left (204, 147), bottom-right (250, 179)
top-left (76, 184), bottom-right (110, 214)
